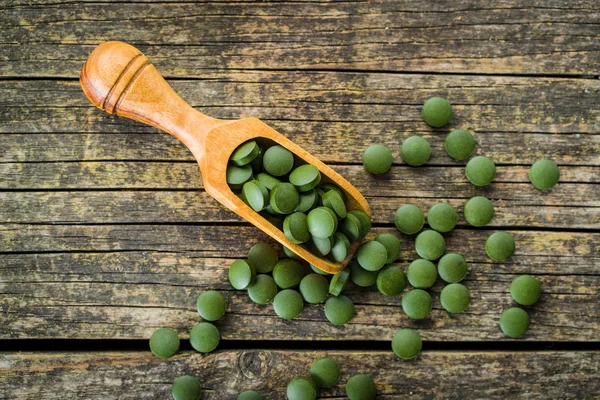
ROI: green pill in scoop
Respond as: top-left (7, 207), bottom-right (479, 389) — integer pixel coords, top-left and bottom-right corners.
top-left (310, 356), bottom-right (340, 388)
top-left (348, 210), bottom-right (371, 239)
top-left (444, 129), bottom-right (475, 160)
top-left (338, 213), bottom-right (362, 242)
top-left (286, 377), bottom-right (317, 400)
top-left (236, 390), bottom-right (264, 400)
top-left (324, 295), bottom-right (355, 325)
top-left (322, 189), bottom-right (347, 218)
top-left (362, 144), bottom-right (393, 174)
top-left (149, 327), bottom-right (180, 359)
top-left (510, 275), bottom-right (541, 306)
top-left (350, 260), bottom-right (378, 287)
top-left (415, 230), bottom-right (445, 260)
top-left (273, 259), bottom-right (305, 289)
top-left (485, 231), bottom-right (515, 261)
top-left (394, 204), bottom-right (424, 235)
top-left (189, 322), bottom-right (220, 353)
top-left (310, 264), bottom-right (331, 276)
top-left (440, 283), bottom-right (470, 313)
top-left (196, 290), bottom-right (227, 321)
top-left (310, 235), bottom-right (333, 257)
top-left (392, 328), bottom-right (422, 360)
top-left (257, 172), bottom-right (281, 190)
top-left (427, 202), bottom-right (457, 233)
top-left (248, 242), bottom-right (278, 273)
top-left (374, 232), bottom-right (401, 264)
top-left (230, 140), bottom-right (260, 166)
top-left (500, 307), bottom-right (530, 338)
top-left (465, 156), bottom-right (496, 186)
top-left (331, 232), bottom-right (351, 262)
top-left (437, 253), bottom-right (468, 283)
top-left (242, 180), bottom-right (269, 212)
top-left (357, 240), bottom-right (388, 271)
top-left (307, 207), bottom-right (338, 239)
top-left (226, 164), bottom-right (253, 189)
top-left (228, 259), bottom-right (256, 290)
top-left (295, 190), bottom-right (319, 213)
top-left (171, 375), bottom-right (202, 400)
top-left (400, 136), bottom-right (431, 166)
top-left (329, 268), bottom-right (351, 296)
top-left (284, 246), bottom-right (303, 261)
top-left (270, 182), bottom-right (300, 214)
top-left (289, 164), bottom-right (321, 192)
top-left (402, 289), bottom-right (432, 319)
top-left (529, 158), bottom-right (560, 190)
top-left (299, 273), bottom-right (329, 304)
top-left (346, 374), bottom-right (376, 400)
top-left (321, 183), bottom-right (346, 202)
top-left (284, 212), bottom-right (311, 244)
top-left (422, 96), bottom-right (452, 127)
top-left (406, 259), bottom-right (437, 289)
top-left (463, 196), bottom-right (494, 227)
top-left (376, 265), bottom-right (406, 296)
top-left (263, 145), bottom-right (294, 177)
top-left (273, 289), bottom-right (304, 320)
top-left (247, 274), bottom-right (278, 305)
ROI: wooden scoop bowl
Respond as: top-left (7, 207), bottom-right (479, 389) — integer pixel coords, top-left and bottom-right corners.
top-left (80, 41), bottom-right (370, 274)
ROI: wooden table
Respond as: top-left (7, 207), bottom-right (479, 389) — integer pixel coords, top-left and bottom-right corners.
top-left (1, 1), bottom-right (599, 398)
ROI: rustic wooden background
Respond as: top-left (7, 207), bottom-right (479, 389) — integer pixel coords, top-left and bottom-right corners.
top-left (1, 0), bottom-right (599, 398)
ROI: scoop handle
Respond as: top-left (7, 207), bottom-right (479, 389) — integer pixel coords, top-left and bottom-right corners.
top-left (80, 41), bottom-right (222, 158)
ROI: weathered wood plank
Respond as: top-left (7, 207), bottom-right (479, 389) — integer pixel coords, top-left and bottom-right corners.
top-left (2, 0), bottom-right (599, 76)
top-left (1, 350), bottom-right (599, 399)
top-left (1, 76), bottom-right (598, 134)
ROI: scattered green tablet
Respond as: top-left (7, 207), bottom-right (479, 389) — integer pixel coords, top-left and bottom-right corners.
top-left (310, 356), bottom-right (340, 388)
top-left (329, 268), bottom-right (351, 296)
top-left (289, 164), bottom-right (321, 192)
top-left (422, 96), bottom-right (452, 127)
top-left (228, 259), bottom-right (256, 290)
top-left (400, 136), bottom-right (431, 166)
top-left (149, 327), bottom-right (180, 359)
top-left (437, 253), bottom-right (468, 283)
top-left (189, 322), bottom-right (220, 353)
top-left (500, 307), bottom-right (530, 338)
top-left (392, 328), bottom-right (422, 360)
top-left (363, 144), bottom-right (393, 174)
top-left (307, 207), bottom-right (338, 239)
top-left (247, 274), bottom-right (278, 305)
top-left (376, 265), bottom-right (406, 296)
top-left (427, 202), bottom-right (457, 233)
top-left (444, 129), bottom-right (475, 160)
top-left (231, 140), bottom-right (260, 167)
top-left (510, 275), bottom-right (541, 306)
top-left (286, 377), bottom-right (317, 400)
top-left (242, 180), bottom-right (269, 212)
top-left (263, 145), bottom-right (294, 177)
top-left (323, 189), bottom-right (347, 218)
top-left (236, 390), bottom-right (264, 400)
top-left (414, 230), bottom-right (445, 260)
top-left (346, 374), bottom-right (376, 400)
top-left (350, 260), bottom-right (379, 287)
top-left (485, 231), bottom-right (515, 261)
top-left (529, 158), bottom-right (560, 190)
top-left (284, 212), bottom-right (311, 244)
top-left (324, 295), bottom-right (355, 325)
top-left (270, 182), bottom-right (300, 214)
top-left (273, 259), bottom-right (305, 289)
top-left (402, 289), bottom-right (432, 319)
top-left (226, 165), bottom-right (253, 189)
top-left (196, 290), bottom-right (227, 321)
top-left (465, 156), bottom-right (496, 186)
top-left (394, 204), bottom-right (425, 235)
top-left (171, 375), bottom-right (201, 400)
top-left (463, 196), bottom-right (494, 227)
top-left (273, 289), bottom-right (304, 320)
top-left (248, 242), bottom-right (278, 274)
top-left (299, 273), bottom-right (329, 304)
top-left (374, 233), bottom-right (401, 264)
top-left (406, 259), bottom-right (437, 289)
top-left (440, 283), bottom-right (470, 314)
top-left (357, 240), bottom-right (388, 271)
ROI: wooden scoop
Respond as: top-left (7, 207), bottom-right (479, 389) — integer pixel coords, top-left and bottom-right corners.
top-left (80, 41), bottom-right (370, 274)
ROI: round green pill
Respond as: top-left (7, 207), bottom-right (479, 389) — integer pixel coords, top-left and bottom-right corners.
top-left (196, 290), bottom-right (227, 321)
top-left (310, 264), bottom-right (331, 276)
top-left (189, 322), bottom-right (220, 353)
top-left (363, 144), bottom-right (393, 174)
top-left (273, 259), bottom-right (305, 289)
top-left (357, 240), bottom-right (388, 271)
top-left (307, 207), bottom-right (338, 239)
top-left (444, 129), bottom-right (475, 160)
top-left (427, 202), bottom-right (457, 233)
top-left (422, 96), bottom-right (452, 127)
top-left (286, 377), bottom-right (316, 400)
top-left (310, 356), bottom-right (340, 388)
top-left (414, 230), bottom-right (445, 260)
top-left (348, 210), bottom-right (371, 239)
top-left (338, 213), bottom-right (362, 242)
top-left (299, 273), bottom-right (329, 304)
top-left (440, 283), bottom-right (470, 314)
top-left (530, 158), bottom-right (560, 190)
top-left (406, 259), bottom-right (437, 289)
top-left (310, 236), bottom-right (333, 257)
top-left (149, 327), bottom-right (180, 359)
top-left (263, 145), bottom-right (294, 177)
top-left (329, 268), bottom-right (351, 296)
top-left (236, 390), bottom-right (264, 400)
top-left (394, 204), bottom-right (424, 235)
top-left (510, 275), bottom-right (541, 306)
top-left (500, 307), bottom-right (530, 338)
top-left (485, 231), bottom-right (515, 261)
top-left (231, 140), bottom-right (260, 166)
top-left (242, 180), bottom-right (269, 212)
top-left (284, 212), bottom-right (311, 244)
top-left (376, 265), bottom-right (406, 296)
top-left (331, 232), bottom-right (351, 262)
top-left (247, 274), bottom-right (278, 305)
top-left (402, 289), bottom-right (432, 319)
top-left (226, 164), bottom-right (253, 189)
top-left (350, 260), bottom-right (378, 287)
top-left (171, 375), bottom-right (201, 400)
top-left (250, 147), bottom-right (264, 173)
top-left (400, 136), bottom-right (431, 167)
top-left (374, 233), bottom-right (401, 264)
top-left (463, 196), bottom-right (494, 227)
top-left (392, 328), bottom-right (422, 360)
top-left (295, 190), bottom-right (319, 213)
top-left (270, 182), bottom-right (300, 214)
top-left (322, 190), bottom-right (347, 218)
top-left (273, 289), bottom-right (304, 320)
top-left (324, 295), bottom-right (355, 325)
top-left (228, 259), bottom-right (256, 290)
top-left (289, 164), bottom-right (321, 192)
top-left (465, 156), bottom-right (496, 186)
top-left (284, 246), bottom-right (303, 261)
top-left (320, 183), bottom-right (346, 202)
top-left (437, 253), bottom-right (468, 283)
top-left (346, 374), bottom-right (376, 400)
top-left (257, 172), bottom-right (281, 190)
top-left (248, 242), bottom-right (278, 274)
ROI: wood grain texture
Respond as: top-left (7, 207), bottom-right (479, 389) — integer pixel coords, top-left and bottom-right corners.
top-left (2, 0), bottom-right (599, 76)
top-left (1, 350), bottom-right (599, 399)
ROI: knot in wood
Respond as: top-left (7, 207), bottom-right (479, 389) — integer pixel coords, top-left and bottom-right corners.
top-left (237, 350), bottom-right (271, 379)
